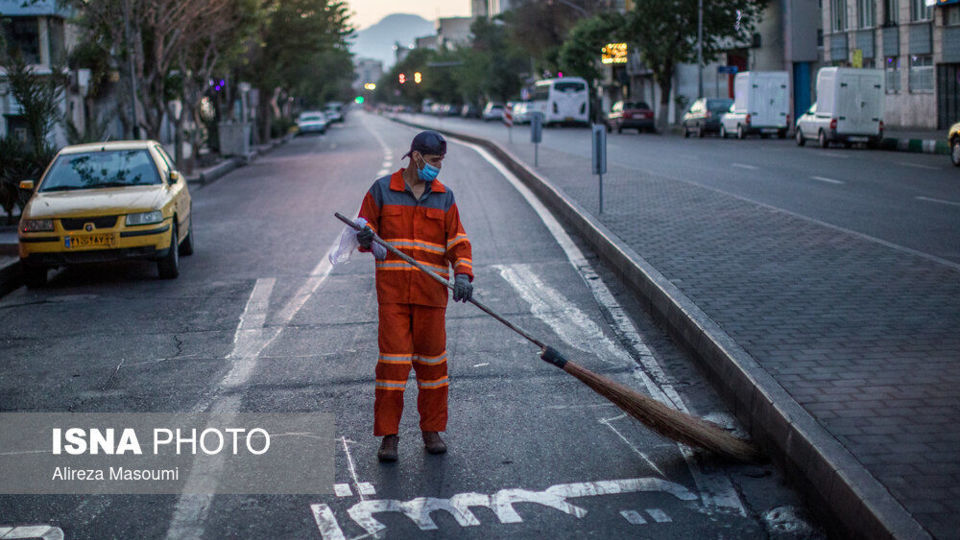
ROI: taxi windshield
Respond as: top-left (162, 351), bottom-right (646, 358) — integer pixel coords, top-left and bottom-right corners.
top-left (40, 150), bottom-right (161, 192)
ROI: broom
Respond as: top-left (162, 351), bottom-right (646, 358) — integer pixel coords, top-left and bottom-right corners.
top-left (335, 212), bottom-right (759, 462)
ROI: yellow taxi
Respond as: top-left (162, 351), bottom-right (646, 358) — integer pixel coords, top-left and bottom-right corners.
top-left (18, 140), bottom-right (193, 287)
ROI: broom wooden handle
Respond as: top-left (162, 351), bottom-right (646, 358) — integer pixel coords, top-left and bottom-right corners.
top-left (335, 212), bottom-right (547, 349)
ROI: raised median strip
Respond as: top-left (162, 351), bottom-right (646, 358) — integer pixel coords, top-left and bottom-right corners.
top-left (880, 137), bottom-right (950, 155)
top-left (387, 115), bottom-right (931, 540)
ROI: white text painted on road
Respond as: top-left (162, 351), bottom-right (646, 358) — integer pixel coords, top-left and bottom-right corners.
top-left (310, 477), bottom-right (699, 539)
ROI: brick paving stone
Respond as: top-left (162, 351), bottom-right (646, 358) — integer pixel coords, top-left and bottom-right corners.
top-left (451, 127), bottom-right (960, 539)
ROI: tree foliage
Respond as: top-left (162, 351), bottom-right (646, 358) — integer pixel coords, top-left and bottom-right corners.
top-left (625, 0), bottom-right (766, 126)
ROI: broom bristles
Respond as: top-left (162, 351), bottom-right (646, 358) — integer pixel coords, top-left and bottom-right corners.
top-left (562, 360), bottom-right (759, 462)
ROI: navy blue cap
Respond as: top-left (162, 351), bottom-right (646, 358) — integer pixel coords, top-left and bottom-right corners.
top-left (402, 130), bottom-right (447, 159)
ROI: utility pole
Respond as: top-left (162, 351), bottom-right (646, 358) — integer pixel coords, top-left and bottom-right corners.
top-left (123, 0), bottom-right (140, 139)
top-left (697, 0), bottom-right (704, 98)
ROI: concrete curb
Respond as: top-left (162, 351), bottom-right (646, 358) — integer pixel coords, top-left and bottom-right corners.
top-left (880, 137), bottom-right (950, 155)
top-left (388, 115), bottom-right (931, 540)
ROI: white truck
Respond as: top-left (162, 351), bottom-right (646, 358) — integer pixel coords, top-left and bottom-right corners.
top-left (720, 71), bottom-right (790, 139)
top-left (795, 67), bottom-right (885, 148)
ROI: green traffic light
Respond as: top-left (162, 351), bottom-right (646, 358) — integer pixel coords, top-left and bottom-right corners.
top-left (355, 96), bottom-right (365, 104)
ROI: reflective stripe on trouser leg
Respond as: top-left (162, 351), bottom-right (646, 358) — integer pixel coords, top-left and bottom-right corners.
top-left (374, 303), bottom-right (414, 436)
top-left (411, 305), bottom-right (448, 432)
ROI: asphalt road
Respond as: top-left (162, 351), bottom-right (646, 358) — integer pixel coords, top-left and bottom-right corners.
top-left (402, 113), bottom-right (960, 265)
top-left (0, 113), bottom-right (823, 539)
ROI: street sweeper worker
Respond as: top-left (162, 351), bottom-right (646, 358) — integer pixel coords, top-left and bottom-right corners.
top-left (355, 130), bottom-right (473, 462)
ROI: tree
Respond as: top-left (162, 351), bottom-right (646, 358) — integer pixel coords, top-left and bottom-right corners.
top-left (240, 0), bottom-right (354, 142)
top-left (455, 17), bottom-right (528, 104)
top-left (625, 0), bottom-right (766, 129)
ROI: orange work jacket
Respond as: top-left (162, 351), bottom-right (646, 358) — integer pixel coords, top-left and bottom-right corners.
top-left (358, 169), bottom-right (473, 307)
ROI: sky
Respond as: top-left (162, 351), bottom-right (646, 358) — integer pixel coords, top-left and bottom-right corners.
top-left (346, 0), bottom-right (472, 29)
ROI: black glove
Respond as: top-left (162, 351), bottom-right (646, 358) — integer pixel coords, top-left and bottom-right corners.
top-left (453, 274), bottom-right (473, 303)
top-left (357, 226), bottom-right (374, 249)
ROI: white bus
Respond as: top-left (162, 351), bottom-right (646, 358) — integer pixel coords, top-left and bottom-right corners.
top-left (527, 77), bottom-right (590, 126)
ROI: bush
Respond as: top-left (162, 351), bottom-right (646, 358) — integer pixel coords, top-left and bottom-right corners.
top-left (0, 136), bottom-right (55, 225)
top-left (270, 117), bottom-right (296, 139)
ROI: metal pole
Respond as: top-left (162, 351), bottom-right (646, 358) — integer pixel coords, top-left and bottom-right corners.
top-left (535, 143), bottom-right (538, 167)
top-left (598, 173), bottom-right (603, 214)
top-left (124, 0), bottom-right (139, 139)
top-left (697, 0), bottom-right (704, 99)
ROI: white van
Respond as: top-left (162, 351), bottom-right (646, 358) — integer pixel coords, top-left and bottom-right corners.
top-left (796, 67), bottom-right (884, 148)
top-left (720, 71), bottom-right (790, 139)
top-left (527, 77), bottom-right (590, 125)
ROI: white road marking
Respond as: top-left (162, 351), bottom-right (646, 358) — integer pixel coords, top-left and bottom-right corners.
top-left (334, 484), bottom-right (353, 497)
top-left (810, 175), bottom-right (844, 184)
top-left (357, 482), bottom-right (376, 496)
top-left (731, 163), bottom-right (758, 170)
top-left (167, 244), bottom-right (340, 539)
top-left (341, 437), bottom-right (366, 502)
top-left (647, 508), bottom-right (672, 523)
top-left (311, 476), bottom-right (699, 538)
top-left (375, 169), bottom-right (389, 177)
top-left (460, 138), bottom-right (747, 516)
top-left (599, 414), bottom-right (665, 476)
top-left (916, 196), bottom-right (960, 208)
top-left (620, 510), bottom-right (647, 525)
top-left (0, 525), bottom-right (64, 539)
top-left (472, 362), bottom-right (490, 368)
top-left (897, 161), bottom-right (940, 170)
top-left (820, 152), bottom-right (851, 159)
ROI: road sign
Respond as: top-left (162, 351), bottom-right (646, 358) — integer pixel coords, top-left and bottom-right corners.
top-left (531, 112), bottom-right (543, 144)
top-left (531, 112), bottom-right (543, 167)
top-left (503, 104), bottom-right (513, 127)
top-left (717, 66), bottom-right (739, 75)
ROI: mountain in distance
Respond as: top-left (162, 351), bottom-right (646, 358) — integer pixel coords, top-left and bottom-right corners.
top-left (350, 13), bottom-right (436, 70)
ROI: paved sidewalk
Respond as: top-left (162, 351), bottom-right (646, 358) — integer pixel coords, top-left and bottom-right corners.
top-left (391, 114), bottom-right (960, 539)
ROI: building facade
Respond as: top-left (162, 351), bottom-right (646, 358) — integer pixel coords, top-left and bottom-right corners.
top-left (823, 0), bottom-right (960, 128)
top-left (354, 58), bottom-right (384, 90)
top-left (436, 17), bottom-right (475, 49)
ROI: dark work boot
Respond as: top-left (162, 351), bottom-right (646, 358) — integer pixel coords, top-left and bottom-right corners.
top-left (422, 431), bottom-right (447, 454)
top-left (377, 434), bottom-right (398, 462)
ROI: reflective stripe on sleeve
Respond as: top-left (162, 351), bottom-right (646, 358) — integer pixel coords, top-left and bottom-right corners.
top-left (446, 234), bottom-right (469, 250)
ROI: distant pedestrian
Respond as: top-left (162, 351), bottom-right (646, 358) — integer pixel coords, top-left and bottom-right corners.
top-left (354, 130), bottom-right (474, 462)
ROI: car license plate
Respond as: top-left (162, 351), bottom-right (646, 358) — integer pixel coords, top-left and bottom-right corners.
top-left (762, 128), bottom-right (778, 133)
top-left (65, 233), bottom-right (116, 249)
top-left (565, 117), bottom-right (573, 121)
top-left (849, 136), bottom-right (868, 142)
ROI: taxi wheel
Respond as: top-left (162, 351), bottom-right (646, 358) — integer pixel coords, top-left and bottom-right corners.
top-left (23, 265), bottom-right (48, 289)
top-left (179, 215), bottom-right (194, 256)
top-left (158, 223), bottom-right (180, 279)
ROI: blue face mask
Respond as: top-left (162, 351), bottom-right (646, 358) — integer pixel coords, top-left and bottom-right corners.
top-left (418, 160), bottom-right (440, 181)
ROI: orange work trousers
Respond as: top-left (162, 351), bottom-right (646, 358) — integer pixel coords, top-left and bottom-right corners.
top-left (374, 303), bottom-right (449, 436)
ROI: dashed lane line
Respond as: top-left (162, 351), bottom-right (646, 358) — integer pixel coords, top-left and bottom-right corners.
top-left (810, 175), bottom-right (845, 184)
top-left (731, 163), bottom-right (759, 170)
top-left (916, 196), bottom-right (960, 208)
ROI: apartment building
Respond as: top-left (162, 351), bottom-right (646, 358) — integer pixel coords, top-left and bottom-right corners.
top-left (823, 0), bottom-right (960, 128)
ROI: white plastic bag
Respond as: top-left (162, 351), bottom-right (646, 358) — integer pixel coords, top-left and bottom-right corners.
top-left (329, 217), bottom-right (386, 265)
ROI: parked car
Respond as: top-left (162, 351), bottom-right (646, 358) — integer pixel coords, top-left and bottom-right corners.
top-left (296, 111), bottom-right (327, 135)
top-left (605, 100), bottom-right (655, 133)
top-left (461, 104), bottom-right (481, 118)
top-left (513, 102), bottom-right (532, 124)
top-left (949, 121), bottom-right (960, 167)
top-left (796, 67), bottom-right (884, 148)
top-left (482, 102), bottom-right (505, 121)
top-left (682, 98), bottom-right (734, 138)
top-left (720, 71), bottom-right (789, 139)
top-left (325, 102), bottom-right (344, 123)
top-left (17, 140), bottom-right (194, 287)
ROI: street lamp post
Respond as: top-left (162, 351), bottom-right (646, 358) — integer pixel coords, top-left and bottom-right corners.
top-left (697, 0), bottom-right (704, 98)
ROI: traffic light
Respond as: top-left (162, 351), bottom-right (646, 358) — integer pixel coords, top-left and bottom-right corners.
top-left (398, 73), bottom-right (406, 84)
top-left (414, 72), bottom-right (422, 84)
top-left (355, 96), bottom-right (364, 104)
